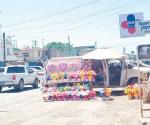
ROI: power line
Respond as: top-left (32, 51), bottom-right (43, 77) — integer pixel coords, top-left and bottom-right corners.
top-left (37, 0), bottom-right (144, 34)
top-left (3, 0), bottom-right (102, 28)
top-left (3, 0), bottom-right (116, 30)
top-left (5, 0), bottom-right (143, 34)
top-left (9, 0), bottom-right (146, 41)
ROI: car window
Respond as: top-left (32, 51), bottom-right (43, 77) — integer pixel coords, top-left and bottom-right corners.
top-left (30, 66), bottom-right (42, 70)
top-left (28, 61), bottom-right (44, 68)
top-left (142, 60), bottom-right (150, 65)
top-left (7, 67), bottom-right (25, 73)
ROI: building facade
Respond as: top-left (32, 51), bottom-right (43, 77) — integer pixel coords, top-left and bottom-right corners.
top-left (0, 42), bottom-right (17, 61)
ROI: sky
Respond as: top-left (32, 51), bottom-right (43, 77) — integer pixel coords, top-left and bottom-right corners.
top-left (0, 0), bottom-right (150, 54)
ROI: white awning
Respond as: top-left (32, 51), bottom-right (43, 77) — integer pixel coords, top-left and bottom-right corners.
top-left (81, 48), bottom-right (126, 60)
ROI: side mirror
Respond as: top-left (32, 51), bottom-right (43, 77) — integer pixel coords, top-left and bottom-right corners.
top-left (127, 64), bottom-right (133, 69)
top-left (28, 69), bottom-right (33, 74)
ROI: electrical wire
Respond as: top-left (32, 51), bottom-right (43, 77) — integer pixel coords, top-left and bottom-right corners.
top-left (4, 0), bottom-right (140, 31)
top-left (35, 0), bottom-right (144, 34)
top-left (3, 0), bottom-right (102, 28)
top-left (5, 0), bottom-right (143, 34)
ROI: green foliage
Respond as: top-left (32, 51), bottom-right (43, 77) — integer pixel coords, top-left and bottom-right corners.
top-left (46, 42), bottom-right (73, 52)
top-left (13, 48), bottom-right (21, 51)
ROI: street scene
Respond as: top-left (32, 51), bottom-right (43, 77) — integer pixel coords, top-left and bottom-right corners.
top-left (0, 0), bottom-right (150, 125)
top-left (0, 87), bottom-right (142, 125)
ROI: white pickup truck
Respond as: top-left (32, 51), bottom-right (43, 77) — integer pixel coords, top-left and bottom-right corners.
top-left (0, 65), bottom-right (39, 92)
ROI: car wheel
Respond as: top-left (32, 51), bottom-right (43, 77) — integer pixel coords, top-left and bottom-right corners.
top-left (33, 78), bottom-right (38, 88)
top-left (0, 86), bottom-right (2, 92)
top-left (17, 80), bottom-right (24, 91)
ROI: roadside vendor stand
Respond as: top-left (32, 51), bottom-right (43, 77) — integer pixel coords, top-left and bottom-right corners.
top-left (42, 57), bottom-right (96, 101)
top-left (42, 49), bottom-right (126, 101)
top-left (81, 48), bottom-right (126, 87)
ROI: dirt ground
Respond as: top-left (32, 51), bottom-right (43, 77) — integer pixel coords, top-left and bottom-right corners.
top-left (0, 87), bottom-right (148, 125)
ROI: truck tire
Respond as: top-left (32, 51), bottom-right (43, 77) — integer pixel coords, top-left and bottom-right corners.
top-left (33, 78), bottom-right (38, 88)
top-left (17, 79), bottom-right (24, 91)
top-left (0, 86), bottom-right (2, 92)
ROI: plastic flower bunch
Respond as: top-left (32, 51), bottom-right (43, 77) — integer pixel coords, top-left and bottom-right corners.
top-left (124, 84), bottom-right (139, 99)
top-left (124, 85), bottom-right (133, 98)
top-left (79, 70), bottom-right (85, 81)
top-left (59, 72), bottom-right (65, 80)
top-left (68, 72), bottom-right (75, 81)
top-left (104, 88), bottom-right (112, 97)
top-left (58, 62), bottom-right (67, 72)
top-left (51, 72), bottom-right (60, 80)
top-left (133, 84), bottom-right (140, 98)
top-left (87, 70), bottom-right (93, 81)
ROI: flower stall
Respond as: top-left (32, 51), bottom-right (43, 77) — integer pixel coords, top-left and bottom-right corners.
top-left (42, 57), bottom-right (97, 101)
top-left (42, 82), bottom-right (96, 101)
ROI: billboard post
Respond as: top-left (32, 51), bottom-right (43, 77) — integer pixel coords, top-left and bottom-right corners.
top-left (137, 44), bottom-right (150, 118)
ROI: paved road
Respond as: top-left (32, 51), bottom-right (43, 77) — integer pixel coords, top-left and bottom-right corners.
top-left (0, 87), bottom-right (143, 125)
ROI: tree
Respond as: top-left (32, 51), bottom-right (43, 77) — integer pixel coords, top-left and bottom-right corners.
top-left (46, 42), bottom-right (73, 53)
top-left (13, 47), bottom-right (21, 51)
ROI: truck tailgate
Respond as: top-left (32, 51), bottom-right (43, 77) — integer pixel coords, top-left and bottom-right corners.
top-left (0, 74), bottom-right (15, 82)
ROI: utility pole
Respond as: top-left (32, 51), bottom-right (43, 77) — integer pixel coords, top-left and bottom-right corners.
top-left (42, 39), bottom-right (45, 59)
top-left (3, 32), bottom-right (6, 60)
top-left (32, 40), bottom-right (37, 48)
top-left (68, 35), bottom-right (71, 56)
top-left (94, 41), bottom-right (97, 49)
top-left (122, 47), bottom-right (126, 54)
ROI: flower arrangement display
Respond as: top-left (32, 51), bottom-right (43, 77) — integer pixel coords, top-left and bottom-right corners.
top-left (79, 70), bottom-right (96, 82)
top-left (49, 70), bottom-right (96, 82)
top-left (46, 61), bottom-right (96, 82)
top-left (42, 82), bottom-right (96, 101)
top-left (99, 88), bottom-right (112, 98)
top-left (87, 70), bottom-right (96, 81)
top-left (79, 70), bottom-right (85, 81)
top-left (68, 62), bottom-right (78, 72)
top-left (50, 72), bottom-right (60, 80)
top-left (124, 84), bottom-right (142, 99)
top-left (47, 63), bottom-right (58, 73)
top-left (58, 62), bottom-right (67, 72)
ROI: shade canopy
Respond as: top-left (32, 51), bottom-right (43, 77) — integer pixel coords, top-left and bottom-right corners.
top-left (81, 48), bottom-right (126, 60)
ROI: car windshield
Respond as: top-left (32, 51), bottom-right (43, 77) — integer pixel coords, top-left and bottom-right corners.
top-left (7, 67), bottom-right (25, 73)
top-left (28, 61), bottom-right (44, 68)
top-left (30, 66), bottom-right (42, 71)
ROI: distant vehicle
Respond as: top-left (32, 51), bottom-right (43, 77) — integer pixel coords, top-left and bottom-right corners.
top-left (0, 61), bottom-right (6, 67)
top-left (29, 66), bottom-right (46, 83)
top-left (0, 65), bottom-right (38, 92)
top-left (0, 67), bottom-right (5, 73)
top-left (27, 60), bottom-right (45, 68)
top-left (0, 60), bottom-right (25, 67)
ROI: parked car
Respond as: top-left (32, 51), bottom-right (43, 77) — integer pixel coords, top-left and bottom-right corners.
top-left (29, 66), bottom-right (46, 83)
top-left (27, 60), bottom-right (45, 68)
top-left (109, 59), bottom-right (150, 86)
top-left (0, 65), bottom-right (38, 92)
